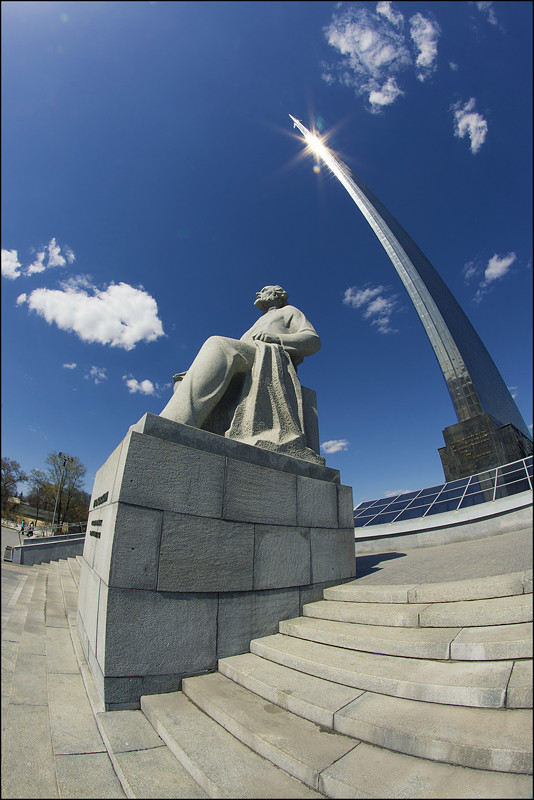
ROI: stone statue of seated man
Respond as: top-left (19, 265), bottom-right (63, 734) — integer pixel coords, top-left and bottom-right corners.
top-left (160, 285), bottom-right (324, 463)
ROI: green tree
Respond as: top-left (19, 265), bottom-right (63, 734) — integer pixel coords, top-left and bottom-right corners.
top-left (1, 457), bottom-right (28, 521)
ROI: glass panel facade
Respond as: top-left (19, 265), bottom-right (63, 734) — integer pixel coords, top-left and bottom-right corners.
top-left (354, 456), bottom-right (532, 527)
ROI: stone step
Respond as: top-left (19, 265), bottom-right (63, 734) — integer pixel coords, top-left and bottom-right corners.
top-left (96, 709), bottom-right (208, 798)
top-left (279, 615), bottom-right (532, 660)
top-left (219, 653), bottom-right (532, 773)
top-left (323, 570), bottom-right (533, 604)
top-left (142, 673), bottom-right (533, 799)
top-left (304, 592), bottom-right (532, 628)
top-left (319, 742), bottom-right (533, 799)
top-left (250, 633), bottom-right (518, 708)
top-left (219, 651), bottom-right (364, 728)
top-left (182, 671), bottom-right (357, 790)
top-left (67, 556), bottom-right (81, 588)
top-left (141, 690), bottom-right (323, 798)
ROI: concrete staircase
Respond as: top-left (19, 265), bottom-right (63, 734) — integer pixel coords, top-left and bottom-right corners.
top-left (142, 569), bottom-right (533, 798)
top-left (1, 557), bottom-right (207, 799)
top-left (2, 555), bottom-right (532, 798)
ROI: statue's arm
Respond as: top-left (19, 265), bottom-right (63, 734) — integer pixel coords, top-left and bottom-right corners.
top-left (252, 307), bottom-right (321, 357)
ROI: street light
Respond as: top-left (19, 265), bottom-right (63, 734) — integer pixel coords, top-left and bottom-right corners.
top-left (50, 452), bottom-right (74, 536)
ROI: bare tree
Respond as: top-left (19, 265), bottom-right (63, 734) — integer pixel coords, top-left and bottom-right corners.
top-left (1, 457), bottom-right (27, 521)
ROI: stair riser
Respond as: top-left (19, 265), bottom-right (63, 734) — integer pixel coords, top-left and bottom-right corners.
top-left (280, 620), bottom-right (532, 661)
top-left (333, 715), bottom-right (533, 774)
top-left (250, 640), bottom-right (510, 708)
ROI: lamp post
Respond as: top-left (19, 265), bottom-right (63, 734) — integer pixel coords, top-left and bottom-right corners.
top-left (50, 452), bottom-right (74, 536)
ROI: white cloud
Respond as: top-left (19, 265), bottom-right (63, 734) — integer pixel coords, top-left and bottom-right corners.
top-left (27, 251), bottom-right (47, 275)
top-left (344, 284), bottom-right (399, 333)
top-left (384, 488), bottom-right (414, 497)
top-left (123, 376), bottom-right (156, 395)
top-left (323, 4), bottom-right (438, 112)
top-left (3, 238), bottom-right (75, 278)
top-left (18, 279), bottom-right (165, 350)
top-left (321, 439), bottom-right (350, 454)
top-left (463, 258), bottom-right (481, 283)
top-left (452, 98), bottom-right (488, 154)
top-left (85, 366), bottom-right (107, 384)
top-left (2, 249), bottom-right (23, 280)
top-left (409, 13), bottom-right (440, 81)
top-left (470, 251), bottom-right (517, 302)
top-left (16, 293), bottom-right (27, 305)
top-left (376, 1), bottom-right (403, 27)
top-left (474, 1), bottom-right (498, 26)
top-left (63, 363), bottom-right (77, 369)
top-left (484, 252), bottom-right (516, 282)
top-left (369, 77), bottom-right (404, 109)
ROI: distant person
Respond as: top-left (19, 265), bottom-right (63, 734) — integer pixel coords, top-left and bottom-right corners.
top-left (20, 520), bottom-right (25, 535)
top-left (27, 522), bottom-right (34, 537)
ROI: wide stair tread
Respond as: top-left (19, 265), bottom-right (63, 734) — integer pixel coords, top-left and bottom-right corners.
top-left (304, 592), bottom-right (532, 628)
top-left (143, 671), bottom-right (533, 798)
top-left (219, 651), bottom-right (532, 773)
top-left (142, 690), bottom-right (322, 797)
top-left (250, 632), bottom-right (522, 708)
top-left (280, 614), bottom-right (532, 660)
top-left (323, 570), bottom-right (533, 604)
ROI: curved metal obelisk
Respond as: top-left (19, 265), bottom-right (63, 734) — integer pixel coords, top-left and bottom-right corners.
top-left (290, 115), bottom-right (531, 444)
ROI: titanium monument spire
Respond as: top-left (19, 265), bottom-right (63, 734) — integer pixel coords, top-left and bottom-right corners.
top-left (290, 115), bottom-right (532, 479)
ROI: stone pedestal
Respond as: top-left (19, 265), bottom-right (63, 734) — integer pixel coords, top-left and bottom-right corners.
top-left (77, 413), bottom-right (355, 710)
top-left (439, 413), bottom-right (533, 481)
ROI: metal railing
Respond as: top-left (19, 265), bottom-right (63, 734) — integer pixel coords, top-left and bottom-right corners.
top-left (354, 456), bottom-right (533, 527)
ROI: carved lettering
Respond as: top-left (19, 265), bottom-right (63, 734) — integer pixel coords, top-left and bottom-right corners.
top-left (93, 492), bottom-right (109, 509)
top-left (90, 530), bottom-right (101, 538)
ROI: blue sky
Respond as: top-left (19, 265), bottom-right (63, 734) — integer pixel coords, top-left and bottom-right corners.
top-left (2, 1), bottom-right (532, 507)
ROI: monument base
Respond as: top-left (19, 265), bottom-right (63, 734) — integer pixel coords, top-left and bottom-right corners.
top-left (439, 413), bottom-right (533, 481)
top-left (77, 414), bottom-right (355, 710)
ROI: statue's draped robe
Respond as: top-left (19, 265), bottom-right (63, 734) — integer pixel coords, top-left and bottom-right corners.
top-left (226, 340), bottom-right (310, 457)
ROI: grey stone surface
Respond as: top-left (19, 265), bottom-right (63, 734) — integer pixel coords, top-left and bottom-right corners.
top-left (112, 747), bottom-right (208, 798)
top-left (219, 652), bottom-right (364, 728)
top-left (79, 411), bottom-right (356, 708)
top-left (55, 752), bottom-right (126, 798)
top-left (451, 623), bottom-right (533, 661)
top-left (1, 703), bottom-right (59, 799)
top-left (132, 412), bottom-right (340, 482)
top-left (310, 528), bottom-right (356, 583)
top-left (253, 525), bottom-right (311, 589)
top-left (223, 458), bottom-right (298, 525)
top-left (334, 691), bottom-right (533, 773)
top-left (46, 625), bottom-right (79, 674)
top-left (182, 672), bottom-right (357, 789)
top-left (279, 616), bottom-right (461, 660)
top-left (419, 593), bottom-right (532, 628)
top-left (102, 588), bottom-right (218, 676)
top-left (319, 741), bottom-right (533, 799)
top-left (158, 513), bottom-right (254, 592)
top-left (217, 588), bottom-right (300, 659)
top-left (337, 484), bottom-right (355, 529)
top-left (297, 477), bottom-right (338, 528)
top-left (506, 660), bottom-right (533, 708)
top-left (119, 433), bottom-right (226, 518)
top-left (250, 634), bottom-right (514, 708)
top-left (97, 709), bottom-right (166, 752)
top-left (48, 672), bottom-right (106, 755)
top-left (98, 504), bottom-right (163, 591)
top-left (141, 690), bottom-right (323, 798)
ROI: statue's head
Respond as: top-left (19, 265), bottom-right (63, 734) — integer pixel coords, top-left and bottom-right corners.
top-left (254, 285), bottom-right (288, 311)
